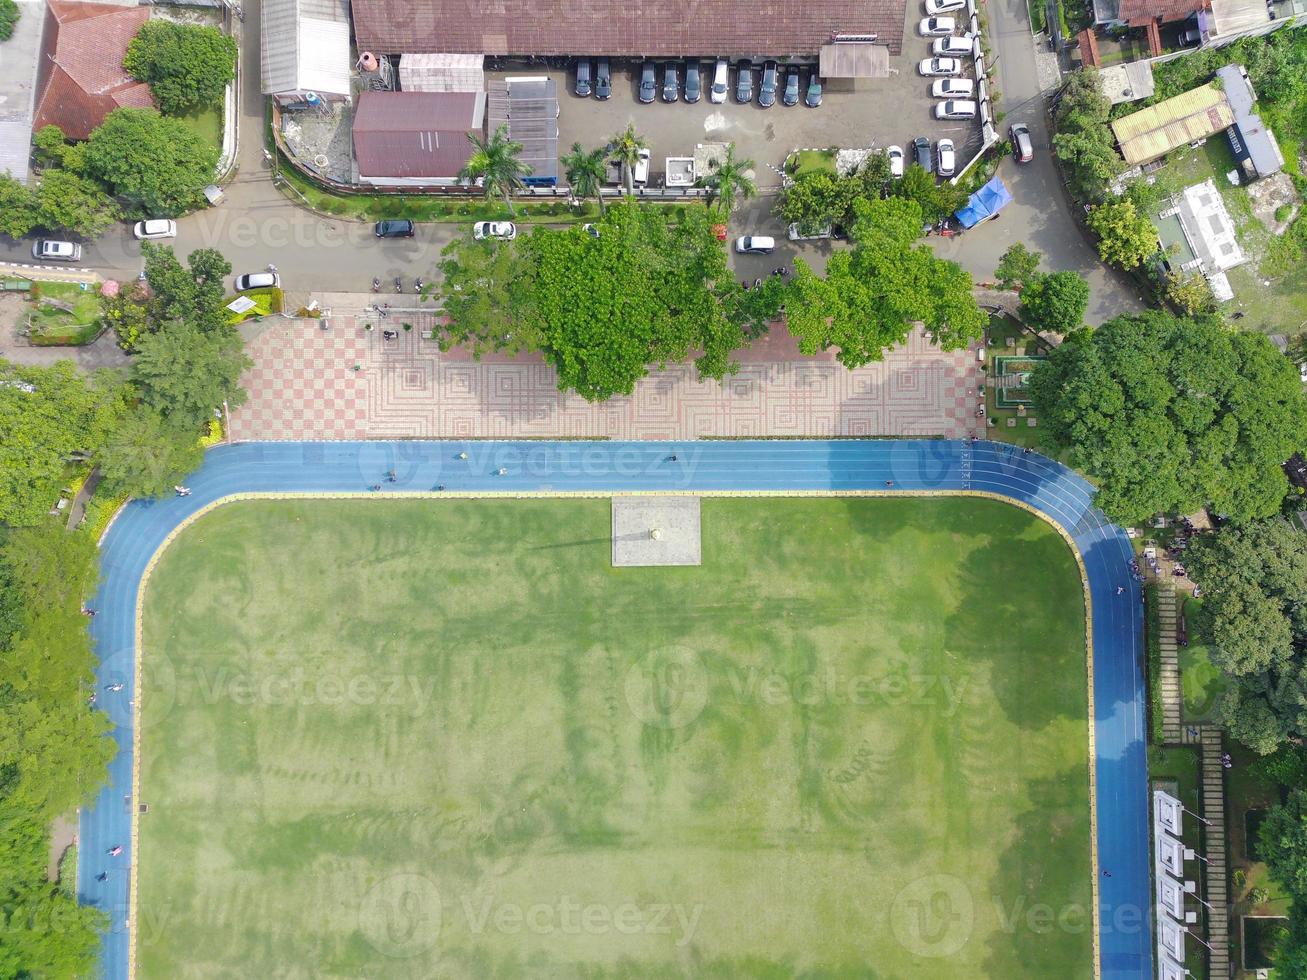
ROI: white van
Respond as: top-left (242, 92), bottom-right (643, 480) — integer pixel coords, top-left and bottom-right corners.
top-left (787, 222), bottom-right (832, 241)
top-left (633, 148), bottom-right (651, 185)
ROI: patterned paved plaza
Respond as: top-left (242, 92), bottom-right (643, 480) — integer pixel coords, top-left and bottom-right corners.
top-left (227, 311), bottom-right (983, 441)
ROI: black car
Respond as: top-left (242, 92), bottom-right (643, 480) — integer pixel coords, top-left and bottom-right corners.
top-left (781, 64), bottom-right (800, 106)
top-left (684, 58), bottom-right (701, 103)
top-left (913, 136), bottom-right (933, 173)
top-left (805, 72), bottom-right (823, 108)
top-left (594, 57), bottom-right (611, 99)
top-left (374, 219), bottom-right (415, 238)
top-left (662, 62), bottom-right (679, 102)
top-left (575, 59), bottom-right (592, 98)
top-left (758, 60), bottom-right (778, 107)
top-left (735, 59), bottom-right (754, 104)
top-left (638, 61), bottom-right (656, 103)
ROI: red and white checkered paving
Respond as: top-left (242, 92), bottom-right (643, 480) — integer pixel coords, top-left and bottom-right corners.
top-left (228, 315), bottom-right (983, 442)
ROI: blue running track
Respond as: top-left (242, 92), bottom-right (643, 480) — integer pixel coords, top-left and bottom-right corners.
top-left (81, 439), bottom-right (1151, 979)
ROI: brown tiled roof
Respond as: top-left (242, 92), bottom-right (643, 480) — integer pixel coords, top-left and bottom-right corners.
top-left (352, 0), bottom-right (904, 58)
top-left (33, 0), bottom-right (153, 141)
top-left (352, 91), bottom-right (484, 179)
top-left (1118, 0), bottom-right (1206, 22)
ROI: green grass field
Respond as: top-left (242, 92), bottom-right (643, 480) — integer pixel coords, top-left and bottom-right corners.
top-left (136, 497), bottom-right (1092, 978)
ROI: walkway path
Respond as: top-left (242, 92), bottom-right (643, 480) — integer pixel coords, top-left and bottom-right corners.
top-left (228, 317), bottom-right (985, 441)
top-left (1199, 724), bottom-right (1231, 979)
top-left (1157, 586), bottom-right (1182, 742)
top-left (81, 440), bottom-right (1151, 980)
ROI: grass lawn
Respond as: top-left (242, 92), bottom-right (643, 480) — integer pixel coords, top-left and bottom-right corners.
top-left (26, 280), bottom-right (103, 345)
top-left (1179, 597), bottom-right (1226, 723)
top-left (224, 286), bottom-right (284, 324)
top-left (788, 148), bottom-right (838, 177)
top-left (176, 107), bottom-right (223, 155)
top-left (136, 496), bottom-right (1092, 978)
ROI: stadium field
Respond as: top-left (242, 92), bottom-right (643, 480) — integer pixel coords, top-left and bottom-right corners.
top-left (135, 496), bottom-right (1093, 978)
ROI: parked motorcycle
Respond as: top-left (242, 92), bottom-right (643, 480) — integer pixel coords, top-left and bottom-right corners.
top-left (414, 278), bottom-right (424, 293)
top-left (371, 277), bottom-right (381, 292)
top-left (393, 277), bottom-right (403, 294)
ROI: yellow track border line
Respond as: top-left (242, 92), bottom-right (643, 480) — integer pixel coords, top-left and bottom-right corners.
top-left (125, 489), bottom-right (1100, 980)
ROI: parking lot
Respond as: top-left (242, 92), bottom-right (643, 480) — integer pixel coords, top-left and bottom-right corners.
top-left (486, 2), bottom-right (985, 196)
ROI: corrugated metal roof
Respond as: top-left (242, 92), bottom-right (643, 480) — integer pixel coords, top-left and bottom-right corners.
top-left (352, 91), bottom-right (484, 179)
top-left (1111, 83), bottom-right (1233, 165)
top-left (1216, 63), bottom-right (1284, 177)
top-left (262, 0), bottom-right (350, 96)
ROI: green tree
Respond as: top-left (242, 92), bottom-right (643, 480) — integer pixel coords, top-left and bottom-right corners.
top-left (1086, 199), bottom-right (1158, 269)
top-left (783, 197), bottom-right (985, 368)
top-left (435, 234), bottom-right (543, 358)
top-left (994, 242), bottom-right (1042, 290)
top-left (133, 319), bottom-right (251, 427)
top-left (1187, 519), bottom-right (1307, 753)
top-left (32, 125), bottom-right (70, 169)
top-left (1052, 68), bottom-right (1122, 202)
top-left (1029, 312), bottom-right (1307, 526)
top-left (698, 143), bottom-right (756, 214)
top-left (608, 123), bottom-right (647, 197)
top-left (83, 108), bottom-right (219, 216)
top-left (1165, 271), bottom-right (1217, 315)
top-left (562, 142), bottom-right (607, 214)
top-left (0, 361), bottom-right (127, 525)
top-left (458, 123), bottom-right (530, 217)
top-left (1261, 787), bottom-right (1307, 897)
top-left (1018, 271), bottom-right (1089, 333)
top-left (778, 170), bottom-right (858, 236)
top-left (887, 164), bottom-right (967, 224)
top-left (124, 21), bottom-right (236, 115)
top-left (0, 0), bottom-right (18, 42)
top-left (0, 175), bottom-right (38, 238)
top-left (99, 404), bottom-right (204, 498)
top-left (141, 243), bottom-right (231, 333)
top-left (33, 168), bottom-right (119, 237)
top-left (101, 282), bottom-right (151, 351)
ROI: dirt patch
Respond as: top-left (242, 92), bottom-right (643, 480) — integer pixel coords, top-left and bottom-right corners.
top-left (1246, 172), bottom-right (1300, 236)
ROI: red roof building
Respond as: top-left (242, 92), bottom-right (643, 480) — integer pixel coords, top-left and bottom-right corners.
top-left (33, 0), bottom-right (153, 141)
top-left (352, 91), bottom-right (486, 185)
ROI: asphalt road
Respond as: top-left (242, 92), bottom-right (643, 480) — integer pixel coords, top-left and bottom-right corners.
top-left (0, 0), bottom-right (1142, 323)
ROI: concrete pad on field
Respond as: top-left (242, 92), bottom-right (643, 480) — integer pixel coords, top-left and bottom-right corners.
top-left (612, 496), bottom-right (701, 567)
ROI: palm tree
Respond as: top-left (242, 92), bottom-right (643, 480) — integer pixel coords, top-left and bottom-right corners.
top-left (459, 124), bottom-right (531, 217)
top-left (699, 143), bottom-right (757, 214)
top-left (608, 124), bottom-right (647, 197)
top-left (562, 142), bottom-right (607, 214)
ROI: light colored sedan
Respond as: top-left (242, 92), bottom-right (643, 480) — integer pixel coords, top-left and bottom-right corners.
top-left (918, 57), bottom-right (962, 77)
top-left (932, 77), bottom-right (975, 98)
top-left (925, 0), bottom-right (966, 14)
top-left (937, 138), bottom-right (956, 177)
top-left (887, 145), bottom-right (905, 178)
top-left (933, 35), bottom-right (975, 57)
top-left (473, 221), bottom-right (517, 241)
top-left (133, 218), bottom-right (177, 240)
top-left (919, 15), bottom-right (955, 35)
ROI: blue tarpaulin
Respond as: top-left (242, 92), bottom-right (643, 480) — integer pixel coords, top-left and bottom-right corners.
top-left (955, 175), bottom-right (1013, 228)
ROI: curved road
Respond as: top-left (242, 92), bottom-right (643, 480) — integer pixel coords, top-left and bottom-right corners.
top-left (81, 439), bottom-right (1150, 979)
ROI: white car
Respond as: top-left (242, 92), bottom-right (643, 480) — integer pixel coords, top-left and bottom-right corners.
top-left (933, 35), bottom-right (975, 57)
top-left (935, 99), bottom-right (978, 120)
top-left (33, 239), bottom-right (81, 261)
top-left (233, 271), bottom-right (280, 291)
top-left (887, 145), bottom-right (905, 178)
top-left (919, 15), bottom-right (955, 35)
top-left (473, 221), bottom-right (517, 241)
top-left (710, 58), bottom-right (729, 103)
top-left (633, 147), bottom-right (651, 185)
top-left (133, 218), bottom-right (177, 240)
top-left (919, 57), bottom-right (962, 77)
top-left (932, 77), bottom-right (975, 98)
top-left (937, 138), bottom-right (956, 177)
top-left (734, 235), bottom-right (775, 254)
top-left (925, 0), bottom-right (967, 14)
